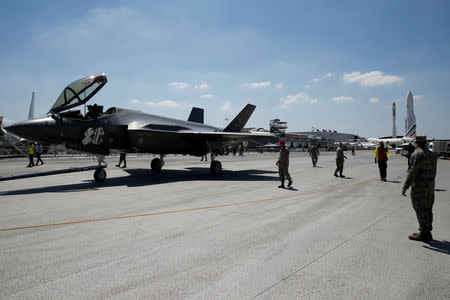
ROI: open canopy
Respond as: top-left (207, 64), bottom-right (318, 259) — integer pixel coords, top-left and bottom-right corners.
top-left (49, 73), bottom-right (108, 114)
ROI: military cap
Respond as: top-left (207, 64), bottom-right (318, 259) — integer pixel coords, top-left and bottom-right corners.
top-left (415, 135), bottom-right (427, 143)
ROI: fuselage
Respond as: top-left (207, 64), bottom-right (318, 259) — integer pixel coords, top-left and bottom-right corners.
top-left (6, 107), bottom-right (221, 156)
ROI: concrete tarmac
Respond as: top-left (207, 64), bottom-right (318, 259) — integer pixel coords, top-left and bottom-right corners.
top-left (0, 151), bottom-right (449, 299)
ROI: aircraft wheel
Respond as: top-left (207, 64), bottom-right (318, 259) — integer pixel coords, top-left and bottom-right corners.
top-left (151, 158), bottom-right (162, 172)
top-left (210, 161), bottom-right (222, 176)
top-left (94, 168), bottom-right (107, 182)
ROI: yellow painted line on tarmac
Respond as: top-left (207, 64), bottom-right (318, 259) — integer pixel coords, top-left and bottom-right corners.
top-left (0, 178), bottom-right (376, 232)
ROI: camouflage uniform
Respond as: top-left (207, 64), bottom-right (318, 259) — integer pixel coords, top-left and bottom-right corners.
top-left (309, 145), bottom-right (319, 167)
top-left (278, 148), bottom-right (292, 185)
top-left (334, 146), bottom-right (346, 177)
top-left (403, 147), bottom-right (437, 234)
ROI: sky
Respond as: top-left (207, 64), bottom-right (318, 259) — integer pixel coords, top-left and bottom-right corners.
top-left (1, 0), bottom-right (449, 138)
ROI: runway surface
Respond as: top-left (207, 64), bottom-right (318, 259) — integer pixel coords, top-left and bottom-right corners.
top-left (0, 151), bottom-right (449, 299)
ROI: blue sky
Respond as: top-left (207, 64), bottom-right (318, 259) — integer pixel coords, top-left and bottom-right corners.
top-left (1, 0), bottom-right (449, 138)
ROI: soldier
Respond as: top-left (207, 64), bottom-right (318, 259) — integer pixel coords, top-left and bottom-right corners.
top-left (276, 140), bottom-right (293, 188)
top-left (308, 144), bottom-right (320, 167)
top-left (334, 143), bottom-right (347, 178)
top-left (402, 136), bottom-right (437, 242)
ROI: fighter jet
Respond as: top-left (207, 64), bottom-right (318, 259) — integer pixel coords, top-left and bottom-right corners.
top-left (5, 73), bottom-right (273, 182)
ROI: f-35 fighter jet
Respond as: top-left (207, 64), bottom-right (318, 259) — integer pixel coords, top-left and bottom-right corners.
top-left (6, 74), bottom-right (273, 182)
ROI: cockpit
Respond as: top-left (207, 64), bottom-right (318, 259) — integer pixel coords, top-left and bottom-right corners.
top-left (49, 73), bottom-right (117, 119)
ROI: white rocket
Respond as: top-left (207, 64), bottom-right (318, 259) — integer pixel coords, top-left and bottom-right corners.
top-left (392, 102), bottom-right (397, 138)
top-left (405, 91), bottom-right (416, 136)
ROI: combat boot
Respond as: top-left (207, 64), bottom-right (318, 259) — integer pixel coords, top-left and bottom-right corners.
top-left (409, 232), bottom-right (433, 242)
top-left (287, 180), bottom-right (293, 187)
top-left (334, 172), bottom-right (338, 177)
top-left (278, 184), bottom-right (285, 188)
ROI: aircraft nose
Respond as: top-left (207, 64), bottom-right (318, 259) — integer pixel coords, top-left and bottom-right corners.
top-left (5, 117), bottom-right (57, 143)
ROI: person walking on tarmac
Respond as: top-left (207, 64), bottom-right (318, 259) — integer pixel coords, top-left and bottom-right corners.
top-left (27, 142), bottom-right (35, 167)
top-left (374, 141), bottom-right (390, 181)
top-left (35, 143), bottom-right (44, 165)
top-left (116, 152), bottom-right (127, 168)
top-left (351, 146), bottom-right (356, 156)
top-left (402, 136), bottom-right (437, 242)
top-left (308, 144), bottom-right (320, 167)
top-left (334, 143), bottom-right (347, 178)
top-left (276, 140), bottom-right (293, 188)
top-left (405, 142), bottom-right (415, 170)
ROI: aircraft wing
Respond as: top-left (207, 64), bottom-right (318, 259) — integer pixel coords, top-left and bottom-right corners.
top-left (128, 125), bottom-right (273, 147)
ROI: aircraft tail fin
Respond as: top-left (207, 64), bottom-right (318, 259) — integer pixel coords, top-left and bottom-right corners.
top-left (187, 107), bottom-right (204, 124)
top-left (404, 123), bottom-right (416, 138)
top-left (223, 104), bottom-right (256, 132)
top-left (28, 92), bottom-right (35, 120)
top-left (0, 116), bottom-right (4, 136)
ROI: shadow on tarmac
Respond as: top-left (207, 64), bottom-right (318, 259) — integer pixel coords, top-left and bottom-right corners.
top-left (423, 240), bottom-right (450, 255)
top-left (434, 188), bottom-right (447, 192)
top-left (0, 168), bottom-right (279, 196)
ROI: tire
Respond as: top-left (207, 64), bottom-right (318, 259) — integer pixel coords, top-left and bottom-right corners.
top-left (210, 161), bottom-right (222, 176)
top-left (94, 168), bottom-right (106, 182)
top-left (151, 158), bottom-right (162, 172)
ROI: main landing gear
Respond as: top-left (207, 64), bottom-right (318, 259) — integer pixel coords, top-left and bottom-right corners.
top-left (209, 153), bottom-right (222, 176)
top-left (94, 155), bottom-right (107, 183)
top-left (151, 155), bottom-right (165, 173)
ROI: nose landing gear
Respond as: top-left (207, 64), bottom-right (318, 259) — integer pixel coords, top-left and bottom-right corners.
top-left (209, 153), bottom-right (222, 176)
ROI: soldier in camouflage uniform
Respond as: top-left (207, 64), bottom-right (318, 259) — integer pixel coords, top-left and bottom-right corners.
top-left (402, 136), bottom-right (437, 242)
top-left (276, 140), bottom-right (293, 188)
top-left (334, 143), bottom-right (347, 178)
top-left (308, 144), bottom-right (320, 167)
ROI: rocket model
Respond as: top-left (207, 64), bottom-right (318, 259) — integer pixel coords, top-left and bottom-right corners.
top-left (405, 91), bottom-right (416, 136)
top-left (392, 102), bottom-right (397, 138)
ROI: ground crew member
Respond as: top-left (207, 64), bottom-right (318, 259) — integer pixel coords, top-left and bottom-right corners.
top-left (276, 140), bottom-right (293, 188)
top-left (334, 143), bottom-right (347, 178)
top-left (27, 142), bottom-right (35, 167)
top-left (116, 152), bottom-right (127, 168)
top-left (35, 143), bottom-right (44, 165)
top-left (402, 136), bottom-right (437, 242)
top-left (374, 141), bottom-right (390, 181)
top-left (308, 144), bottom-right (320, 167)
top-left (351, 146), bottom-right (356, 156)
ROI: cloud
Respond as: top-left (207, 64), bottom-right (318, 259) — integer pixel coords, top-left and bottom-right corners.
top-left (415, 94), bottom-right (424, 100)
top-left (130, 98), bottom-right (179, 108)
top-left (275, 83), bottom-right (283, 89)
top-left (168, 82), bottom-right (189, 89)
top-left (280, 92), bottom-right (318, 108)
top-left (343, 71), bottom-right (403, 87)
top-left (241, 81), bottom-right (271, 89)
top-left (220, 101), bottom-right (232, 112)
top-left (369, 97), bottom-right (380, 103)
top-left (195, 83), bottom-right (209, 89)
top-left (312, 72), bottom-right (334, 83)
top-left (200, 94), bottom-right (214, 99)
top-left (304, 84), bottom-right (311, 89)
top-left (332, 96), bottom-right (354, 103)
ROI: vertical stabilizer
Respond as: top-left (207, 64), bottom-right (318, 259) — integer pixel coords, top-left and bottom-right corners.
top-left (187, 107), bottom-right (204, 124)
top-left (223, 104), bottom-right (256, 132)
top-left (28, 92), bottom-right (35, 120)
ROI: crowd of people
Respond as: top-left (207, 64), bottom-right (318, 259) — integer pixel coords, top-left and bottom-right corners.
top-left (275, 136), bottom-right (437, 243)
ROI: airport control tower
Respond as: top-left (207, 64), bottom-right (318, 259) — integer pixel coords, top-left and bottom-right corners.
top-left (392, 102), bottom-right (397, 138)
top-left (405, 91), bottom-right (416, 134)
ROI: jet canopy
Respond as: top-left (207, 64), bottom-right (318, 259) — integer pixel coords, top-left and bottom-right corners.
top-left (49, 73), bottom-right (108, 114)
